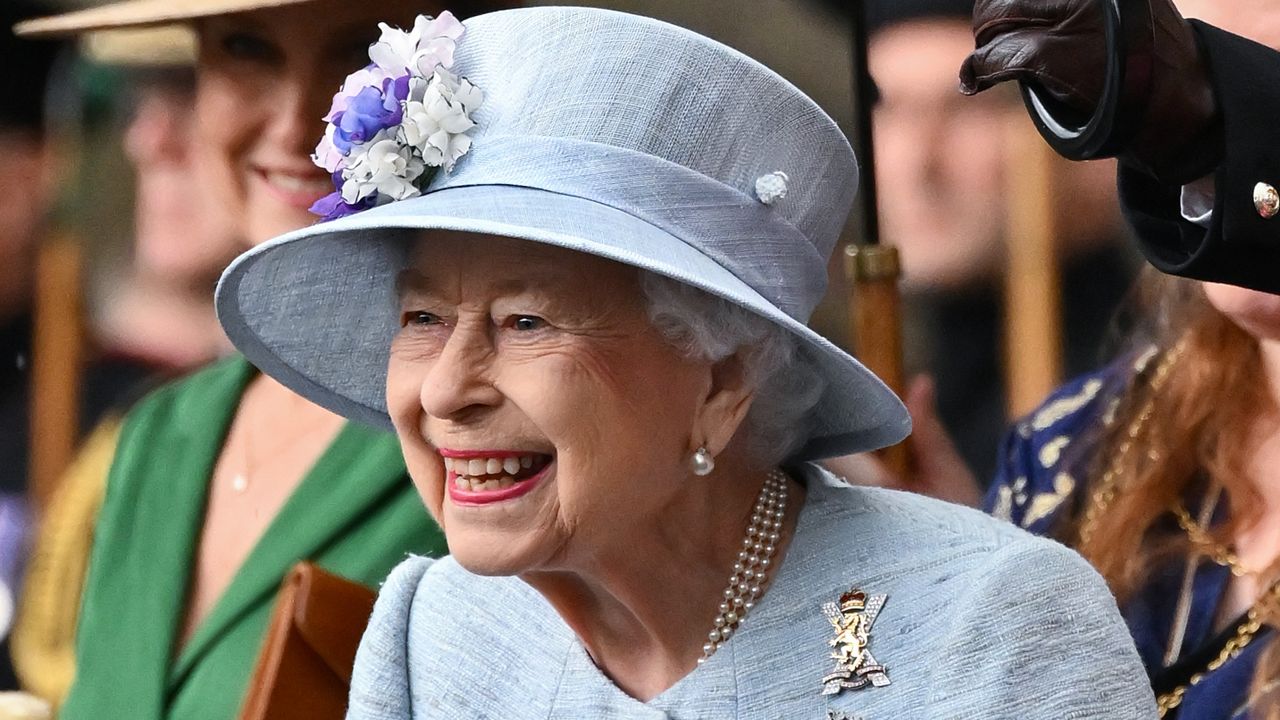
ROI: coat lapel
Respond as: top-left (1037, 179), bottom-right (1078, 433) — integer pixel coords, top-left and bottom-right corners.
top-left (59, 357), bottom-right (253, 720)
top-left (169, 422), bottom-right (411, 684)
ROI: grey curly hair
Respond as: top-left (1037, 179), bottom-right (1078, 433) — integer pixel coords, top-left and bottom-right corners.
top-left (638, 272), bottom-right (826, 467)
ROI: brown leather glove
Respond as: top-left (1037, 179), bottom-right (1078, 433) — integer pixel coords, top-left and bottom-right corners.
top-left (959, 0), bottom-right (1221, 183)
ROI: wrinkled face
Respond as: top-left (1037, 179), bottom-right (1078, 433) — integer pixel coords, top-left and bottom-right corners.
top-left (387, 233), bottom-right (714, 575)
top-left (1204, 282), bottom-right (1280, 342)
top-left (193, 0), bottom-right (420, 247)
top-left (871, 19), bottom-right (1019, 290)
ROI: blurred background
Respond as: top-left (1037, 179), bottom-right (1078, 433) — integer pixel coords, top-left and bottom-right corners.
top-left (0, 0), bottom-right (1140, 697)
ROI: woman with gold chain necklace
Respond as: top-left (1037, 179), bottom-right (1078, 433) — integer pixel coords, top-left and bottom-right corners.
top-left (967, 0), bottom-right (1280, 714)
top-left (988, 268), bottom-right (1280, 717)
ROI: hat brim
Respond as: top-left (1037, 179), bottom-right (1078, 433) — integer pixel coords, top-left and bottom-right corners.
top-left (216, 184), bottom-right (911, 460)
top-left (15, 0), bottom-right (315, 38)
top-left (81, 26), bottom-right (197, 66)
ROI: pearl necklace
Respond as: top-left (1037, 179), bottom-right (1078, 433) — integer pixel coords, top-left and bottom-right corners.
top-left (699, 469), bottom-right (789, 663)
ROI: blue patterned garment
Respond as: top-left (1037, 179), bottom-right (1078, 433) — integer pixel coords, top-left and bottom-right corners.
top-left (986, 352), bottom-right (1268, 720)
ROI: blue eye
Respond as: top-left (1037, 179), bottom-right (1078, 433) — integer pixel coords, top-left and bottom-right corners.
top-left (401, 311), bottom-right (441, 327)
top-left (511, 316), bottom-right (546, 331)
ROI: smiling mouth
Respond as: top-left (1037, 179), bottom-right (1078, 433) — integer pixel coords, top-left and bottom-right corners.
top-left (255, 169), bottom-right (333, 207)
top-left (443, 453), bottom-right (553, 492)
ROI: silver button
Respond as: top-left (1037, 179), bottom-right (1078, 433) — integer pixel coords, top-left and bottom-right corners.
top-left (1254, 182), bottom-right (1280, 218)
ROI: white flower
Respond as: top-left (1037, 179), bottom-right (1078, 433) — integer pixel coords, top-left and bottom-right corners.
top-left (312, 124), bottom-right (344, 174)
top-left (310, 12), bottom-right (483, 218)
top-left (341, 135), bottom-right (427, 204)
top-left (368, 11), bottom-right (464, 78)
top-left (400, 70), bottom-right (483, 171)
top-left (754, 171), bottom-right (790, 205)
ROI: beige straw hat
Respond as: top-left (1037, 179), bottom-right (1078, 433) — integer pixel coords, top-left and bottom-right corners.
top-left (15, 0), bottom-right (315, 38)
top-left (80, 26), bottom-right (197, 65)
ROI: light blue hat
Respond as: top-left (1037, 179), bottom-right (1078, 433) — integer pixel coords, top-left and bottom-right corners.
top-left (215, 6), bottom-right (910, 459)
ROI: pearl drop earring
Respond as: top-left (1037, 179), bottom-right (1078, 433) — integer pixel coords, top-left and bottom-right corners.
top-left (691, 446), bottom-right (715, 476)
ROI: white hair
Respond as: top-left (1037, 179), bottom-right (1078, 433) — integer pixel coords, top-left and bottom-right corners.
top-left (638, 272), bottom-right (825, 467)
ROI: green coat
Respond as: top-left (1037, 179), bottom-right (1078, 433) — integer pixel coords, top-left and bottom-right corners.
top-left (60, 356), bottom-right (445, 719)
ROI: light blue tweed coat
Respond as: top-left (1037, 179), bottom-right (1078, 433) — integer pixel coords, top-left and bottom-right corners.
top-left (348, 467), bottom-right (1157, 719)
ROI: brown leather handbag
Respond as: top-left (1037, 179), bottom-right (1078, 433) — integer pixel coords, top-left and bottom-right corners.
top-left (238, 562), bottom-right (377, 720)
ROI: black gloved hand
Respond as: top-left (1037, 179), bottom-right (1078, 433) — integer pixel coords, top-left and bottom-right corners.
top-left (959, 0), bottom-right (1221, 183)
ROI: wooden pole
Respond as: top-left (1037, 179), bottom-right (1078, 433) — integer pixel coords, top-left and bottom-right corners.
top-left (29, 233), bottom-right (85, 512)
top-left (846, 246), bottom-right (909, 476)
top-left (1002, 118), bottom-right (1063, 419)
top-left (845, 0), bottom-right (909, 479)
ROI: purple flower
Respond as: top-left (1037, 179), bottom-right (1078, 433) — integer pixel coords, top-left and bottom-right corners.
top-left (310, 190), bottom-right (374, 221)
top-left (331, 76), bottom-right (411, 154)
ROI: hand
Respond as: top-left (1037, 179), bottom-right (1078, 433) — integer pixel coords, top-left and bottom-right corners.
top-left (959, 0), bottom-right (1220, 182)
top-left (824, 376), bottom-right (982, 508)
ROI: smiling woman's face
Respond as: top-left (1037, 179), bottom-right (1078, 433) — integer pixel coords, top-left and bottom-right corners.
top-left (193, 0), bottom-right (420, 247)
top-left (386, 232), bottom-right (717, 576)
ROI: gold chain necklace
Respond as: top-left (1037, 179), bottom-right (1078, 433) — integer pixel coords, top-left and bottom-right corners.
top-left (1077, 340), bottom-right (1185, 546)
top-left (1171, 500), bottom-right (1257, 578)
top-left (1155, 581), bottom-right (1280, 717)
top-left (1073, 340), bottom-right (1280, 716)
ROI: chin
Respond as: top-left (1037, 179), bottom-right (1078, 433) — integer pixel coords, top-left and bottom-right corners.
top-left (447, 539), bottom-right (542, 578)
top-left (1206, 283), bottom-right (1280, 341)
top-left (245, 204), bottom-right (322, 247)
top-left (441, 515), bottom-right (560, 578)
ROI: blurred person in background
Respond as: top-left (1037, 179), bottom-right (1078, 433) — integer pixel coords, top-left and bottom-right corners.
top-left (866, 0), bottom-right (1138, 481)
top-left (11, 1), bottom-right (507, 717)
top-left (975, 0), bottom-right (1280, 715)
top-left (0, 0), bottom-right (75, 694)
top-left (9, 31), bottom-right (241, 706)
top-left (97, 54), bottom-right (239, 371)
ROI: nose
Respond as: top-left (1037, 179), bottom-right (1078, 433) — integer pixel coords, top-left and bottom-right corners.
top-left (418, 322), bottom-right (503, 422)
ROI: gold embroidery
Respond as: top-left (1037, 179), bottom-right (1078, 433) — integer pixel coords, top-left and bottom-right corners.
top-left (1038, 435), bottom-right (1071, 468)
top-left (1133, 345), bottom-right (1160, 374)
top-left (1011, 476), bottom-right (1028, 505)
top-left (1021, 473), bottom-right (1076, 528)
top-left (991, 486), bottom-right (1014, 521)
top-left (1031, 379), bottom-right (1103, 431)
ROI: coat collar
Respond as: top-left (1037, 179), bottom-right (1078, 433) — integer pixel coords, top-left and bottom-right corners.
top-left (170, 409), bottom-right (410, 684)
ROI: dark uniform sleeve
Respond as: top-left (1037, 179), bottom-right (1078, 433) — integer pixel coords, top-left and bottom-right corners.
top-left (1119, 22), bottom-right (1280, 294)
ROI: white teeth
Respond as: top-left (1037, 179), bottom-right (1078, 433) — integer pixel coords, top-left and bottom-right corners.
top-left (446, 454), bottom-right (546, 488)
top-left (266, 172), bottom-right (331, 193)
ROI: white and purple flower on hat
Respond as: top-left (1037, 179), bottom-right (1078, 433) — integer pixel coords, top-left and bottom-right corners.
top-left (311, 10), bottom-right (482, 221)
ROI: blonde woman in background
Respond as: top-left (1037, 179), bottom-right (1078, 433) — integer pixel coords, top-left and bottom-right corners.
top-left (10, 0), bottom-right (506, 716)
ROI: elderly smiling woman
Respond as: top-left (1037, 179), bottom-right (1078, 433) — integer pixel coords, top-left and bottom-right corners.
top-left (217, 6), bottom-right (1156, 718)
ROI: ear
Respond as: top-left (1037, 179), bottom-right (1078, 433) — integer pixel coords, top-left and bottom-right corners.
top-left (691, 350), bottom-right (757, 457)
